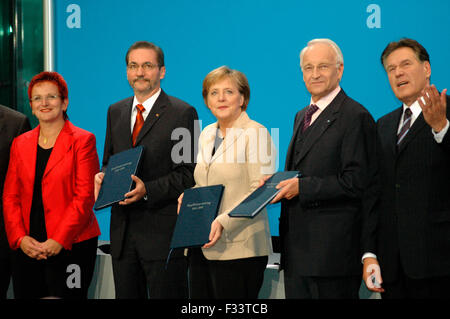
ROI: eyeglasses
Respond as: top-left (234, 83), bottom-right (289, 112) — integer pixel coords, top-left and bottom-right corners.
top-left (302, 63), bottom-right (339, 74)
top-left (127, 62), bottom-right (159, 72)
top-left (30, 94), bottom-right (60, 103)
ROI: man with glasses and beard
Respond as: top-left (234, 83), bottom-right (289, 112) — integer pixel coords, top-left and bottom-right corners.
top-left (95, 41), bottom-right (198, 299)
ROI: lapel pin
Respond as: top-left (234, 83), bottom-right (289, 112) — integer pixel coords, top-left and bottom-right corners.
top-left (156, 113), bottom-right (159, 117)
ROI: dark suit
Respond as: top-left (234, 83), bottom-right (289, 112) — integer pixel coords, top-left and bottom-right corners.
top-left (102, 90), bottom-right (198, 298)
top-left (0, 105), bottom-right (30, 299)
top-left (374, 96), bottom-right (450, 298)
top-left (280, 89), bottom-right (377, 298)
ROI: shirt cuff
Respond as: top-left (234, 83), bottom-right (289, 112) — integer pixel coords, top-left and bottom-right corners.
top-left (432, 119), bottom-right (449, 143)
top-left (361, 252), bottom-right (377, 264)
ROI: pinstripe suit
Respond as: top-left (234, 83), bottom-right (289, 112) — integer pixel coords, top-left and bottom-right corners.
top-left (374, 96), bottom-right (450, 286)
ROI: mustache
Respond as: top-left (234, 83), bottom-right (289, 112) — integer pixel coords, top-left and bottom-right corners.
top-left (133, 77), bottom-right (150, 84)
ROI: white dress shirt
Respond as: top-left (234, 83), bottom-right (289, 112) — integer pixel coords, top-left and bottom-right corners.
top-left (397, 100), bottom-right (449, 143)
top-left (308, 85), bottom-right (341, 125)
top-left (130, 89), bottom-right (161, 133)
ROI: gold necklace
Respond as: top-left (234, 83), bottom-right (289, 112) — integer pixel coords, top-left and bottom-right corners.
top-left (40, 134), bottom-right (48, 144)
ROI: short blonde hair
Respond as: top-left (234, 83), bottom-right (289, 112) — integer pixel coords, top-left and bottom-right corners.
top-left (202, 66), bottom-right (250, 111)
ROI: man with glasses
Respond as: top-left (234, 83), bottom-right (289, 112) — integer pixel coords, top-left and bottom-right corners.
top-left (95, 41), bottom-right (198, 298)
top-left (0, 104), bottom-right (30, 299)
top-left (271, 39), bottom-right (377, 298)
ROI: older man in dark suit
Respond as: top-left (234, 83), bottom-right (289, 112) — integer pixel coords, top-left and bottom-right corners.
top-left (0, 104), bottom-right (30, 298)
top-left (363, 38), bottom-right (450, 299)
top-left (272, 39), bottom-right (377, 299)
top-left (95, 41), bottom-right (198, 298)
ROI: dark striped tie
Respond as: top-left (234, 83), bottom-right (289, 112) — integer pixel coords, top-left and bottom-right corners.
top-left (397, 108), bottom-right (412, 145)
top-left (302, 104), bottom-right (319, 132)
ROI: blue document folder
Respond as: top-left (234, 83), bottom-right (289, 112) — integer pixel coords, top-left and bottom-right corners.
top-left (228, 171), bottom-right (299, 218)
top-left (94, 146), bottom-right (144, 210)
top-left (169, 185), bottom-right (224, 250)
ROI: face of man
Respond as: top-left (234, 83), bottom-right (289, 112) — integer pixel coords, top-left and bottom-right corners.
top-left (301, 43), bottom-right (343, 102)
top-left (384, 47), bottom-right (431, 106)
top-left (126, 48), bottom-right (166, 100)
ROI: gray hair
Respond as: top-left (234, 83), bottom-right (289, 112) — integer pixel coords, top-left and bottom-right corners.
top-left (299, 38), bottom-right (344, 67)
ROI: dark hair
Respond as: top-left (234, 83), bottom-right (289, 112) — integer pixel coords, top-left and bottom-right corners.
top-left (381, 38), bottom-right (430, 68)
top-left (125, 41), bottom-right (164, 67)
top-left (28, 71), bottom-right (69, 120)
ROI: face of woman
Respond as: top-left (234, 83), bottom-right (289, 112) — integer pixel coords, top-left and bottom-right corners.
top-left (30, 81), bottom-right (68, 124)
top-left (206, 77), bottom-right (244, 127)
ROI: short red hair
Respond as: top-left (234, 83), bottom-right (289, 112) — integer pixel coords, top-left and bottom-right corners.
top-left (28, 71), bottom-right (68, 101)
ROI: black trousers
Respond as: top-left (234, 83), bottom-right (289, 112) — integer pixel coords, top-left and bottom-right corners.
top-left (12, 237), bottom-right (98, 299)
top-left (188, 248), bottom-right (268, 299)
top-left (112, 232), bottom-right (188, 299)
top-left (284, 269), bottom-right (361, 299)
top-left (0, 247), bottom-right (11, 299)
top-left (381, 256), bottom-right (450, 299)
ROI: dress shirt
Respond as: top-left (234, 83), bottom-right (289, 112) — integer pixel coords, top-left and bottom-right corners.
top-left (129, 89), bottom-right (161, 201)
top-left (130, 89), bottom-right (161, 133)
top-left (308, 85), bottom-right (341, 125)
top-left (397, 100), bottom-right (449, 143)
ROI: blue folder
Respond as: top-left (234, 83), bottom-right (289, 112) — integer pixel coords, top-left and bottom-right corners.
top-left (169, 185), bottom-right (224, 250)
top-left (94, 146), bottom-right (144, 210)
top-left (228, 171), bottom-right (299, 218)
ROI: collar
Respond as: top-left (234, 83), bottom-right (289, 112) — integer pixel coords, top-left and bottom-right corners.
top-left (402, 99), bottom-right (422, 118)
top-left (309, 85), bottom-right (341, 111)
top-left (132, 88), bottom-right (161, 115)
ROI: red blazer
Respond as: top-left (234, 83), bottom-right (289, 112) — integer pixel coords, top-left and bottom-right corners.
top-left (2, 121), bottom-right (101, 250)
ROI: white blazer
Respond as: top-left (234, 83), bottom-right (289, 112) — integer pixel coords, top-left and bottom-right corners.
top-left (194, 111), bottom-right (276, 260)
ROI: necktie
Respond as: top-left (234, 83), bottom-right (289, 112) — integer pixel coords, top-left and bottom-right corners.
top-left (132, 104), bottom-right (145, 146)
top-left (397, 108), bottom-right (412, 145)
top-left (302, 104), bottom-right (319, 132)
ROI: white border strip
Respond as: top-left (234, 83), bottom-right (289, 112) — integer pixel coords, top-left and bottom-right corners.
top-left (43, 0), bottom-right (54, 71)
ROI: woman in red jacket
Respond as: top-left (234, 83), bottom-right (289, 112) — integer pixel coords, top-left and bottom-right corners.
top-left (2, 71), bottom-right (101, 299)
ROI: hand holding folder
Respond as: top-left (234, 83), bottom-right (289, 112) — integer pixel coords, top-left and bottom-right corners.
top-left (167, 185), bottom-right (224, 266)
top-left (228, 171), bottom-right (299, 218)
top-left (94, 146), bottom-right (144, 210)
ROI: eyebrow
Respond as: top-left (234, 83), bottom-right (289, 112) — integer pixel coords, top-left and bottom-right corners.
top-left (128, 61), bottom-right (155, 64)
top-left (210, 87), bottom-right (234, 90)
top-left (387, 58), bottom-right (413, 68)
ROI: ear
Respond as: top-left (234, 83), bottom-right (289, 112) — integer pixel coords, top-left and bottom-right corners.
top-left (337, 63), bottom-right (344, 80)
top-left (423, 61), bottom-right (431, 80)
top-left (159, 66), bottom-right (166, 80)
top-left (239, 94), bottom-right (245, 108)
top-left (63, 98), bottom-right (69, 112)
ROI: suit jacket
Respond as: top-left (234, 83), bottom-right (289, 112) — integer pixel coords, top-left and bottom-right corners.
top-left (374, 95), bottom-right (450, 282)
top-left (193, 111), bottom-right (275, 260)
top-left (3, 120), bottom-right (101, 250)
top-left (280, 89), bottom-right (377, 277)
top-left (0, 105), bottom-right (31, 253)
top-left (103, 90), bottom-right (198, 260)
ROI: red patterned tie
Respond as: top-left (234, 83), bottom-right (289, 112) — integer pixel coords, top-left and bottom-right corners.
top-left (132, 104), bottom-right (145, 146)
top-left (302, 104), bottom-right (319, 132)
